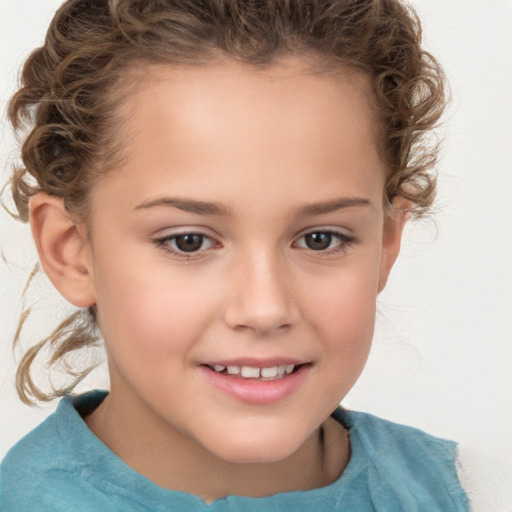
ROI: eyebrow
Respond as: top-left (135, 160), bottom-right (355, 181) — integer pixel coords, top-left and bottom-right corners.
top-left (134, 197), bottom-right (232, 216)
top-left (297, 197), bottom-right (372, 216)
top-left (133, 196), bottom-right (372, 216)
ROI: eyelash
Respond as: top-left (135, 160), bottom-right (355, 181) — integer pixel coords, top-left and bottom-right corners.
top-left (153, 229), bottom-right (357, 259)
top-left (153, 233), bottom-right (218, 259)
top-left (293, 231), bottom-right (357, 254)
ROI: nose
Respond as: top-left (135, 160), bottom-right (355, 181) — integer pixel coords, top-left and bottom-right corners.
top-left (223, 250), bottom-right (301, 336)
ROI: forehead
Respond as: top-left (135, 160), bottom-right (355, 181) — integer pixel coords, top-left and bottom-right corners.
top-left (125, 59), bottom-right (379, 150)
top-left (94, 59), bottom-right (385, 214)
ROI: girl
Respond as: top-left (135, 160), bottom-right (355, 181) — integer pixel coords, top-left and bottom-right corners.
top-left (0, 0), bottom-right (487, 509)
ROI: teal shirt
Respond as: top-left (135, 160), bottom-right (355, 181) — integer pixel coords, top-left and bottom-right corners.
top-left (0, 390), bottom-right (469, 511)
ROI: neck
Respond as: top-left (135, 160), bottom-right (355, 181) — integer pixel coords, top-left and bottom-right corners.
top-left (85, 390), bottom-right (349, 502)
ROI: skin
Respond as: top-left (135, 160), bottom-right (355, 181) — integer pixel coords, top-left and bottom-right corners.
top-left (29, 59), bottom-right (410, 502)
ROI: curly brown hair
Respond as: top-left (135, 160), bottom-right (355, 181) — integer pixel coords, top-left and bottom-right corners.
top-left (6, 0), bottom-right (446, 404)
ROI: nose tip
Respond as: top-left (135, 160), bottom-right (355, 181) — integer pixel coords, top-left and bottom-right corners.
top-left (225, 302), bottom-right (297, 336)
top-left (223, 261), bottom-right (300, 336)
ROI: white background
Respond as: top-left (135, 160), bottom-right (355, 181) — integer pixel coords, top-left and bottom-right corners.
top-left (1, 0), bottom-right (511, 475)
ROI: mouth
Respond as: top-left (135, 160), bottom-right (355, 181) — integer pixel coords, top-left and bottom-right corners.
top-left (203, 363), bottom-right (304, 381)
top-left (199, 356), bottom-right (312, 404)
top-left (199, 359), bottom-right (310, 404)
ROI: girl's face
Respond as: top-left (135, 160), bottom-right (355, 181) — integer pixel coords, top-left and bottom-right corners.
top-left (83, 60), bottom-right (405, 464)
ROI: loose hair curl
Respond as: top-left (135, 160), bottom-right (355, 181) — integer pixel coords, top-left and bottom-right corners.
top-left (6, 0), bottom-right (446, 404)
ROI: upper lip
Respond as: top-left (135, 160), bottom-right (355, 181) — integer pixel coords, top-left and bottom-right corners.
top-left (200, 358), bottom-right (308, 368)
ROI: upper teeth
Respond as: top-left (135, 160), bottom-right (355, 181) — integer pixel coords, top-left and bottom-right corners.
top-left (212, 364), bottom-right (295, 378)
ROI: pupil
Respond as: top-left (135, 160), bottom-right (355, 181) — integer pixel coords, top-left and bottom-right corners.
top-left (305, 232), bottom-right (331, 251)
top-left (176, 234), bottom-right (203, 252)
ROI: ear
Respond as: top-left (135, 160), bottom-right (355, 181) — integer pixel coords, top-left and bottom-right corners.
top-left (29, 192), bottom-right (96, 308)
top-left (378, 196), bottom-right (412, 293)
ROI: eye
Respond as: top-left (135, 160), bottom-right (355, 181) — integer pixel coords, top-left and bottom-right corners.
top-left (172, 234), bottom-right (210, 252)
top-left (154, 232), bottom-right (216, 255)
top-left (294, 230), bottom-right (354, 252)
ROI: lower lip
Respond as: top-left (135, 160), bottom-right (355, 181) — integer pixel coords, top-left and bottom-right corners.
top-left (200, 365), bottom-right (310, 405)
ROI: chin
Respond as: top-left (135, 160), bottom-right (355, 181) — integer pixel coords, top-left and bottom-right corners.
top-left (201, 427), bottom-right (310, 465)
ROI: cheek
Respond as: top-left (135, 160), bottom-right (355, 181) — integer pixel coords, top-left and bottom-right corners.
top-left (92, 258), bottom-right (215, 364)
top-left (305, 258), bottom-right (379, 335)
top-left (301, 259), bottom-right (379, 382)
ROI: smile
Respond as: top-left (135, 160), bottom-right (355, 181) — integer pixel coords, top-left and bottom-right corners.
top-left (207, 364), bottom-right (296, 380)
top-left (200, 361), bottom-right (310, 405)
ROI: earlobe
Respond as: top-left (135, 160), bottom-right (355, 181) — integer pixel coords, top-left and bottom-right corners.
top-left (29, 193), bottom-right (96, 308)
top-left (378, 197), bottom-right (412, 293)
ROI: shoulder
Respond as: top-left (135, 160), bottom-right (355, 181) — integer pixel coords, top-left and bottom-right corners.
top-left (334, 408), bottom-right (470, 511)
top-left (340, 408), bottom-right (458, 458)
top-left (0, 391), bottom-right (117, 512)
top-left (0, 411), bottom-right (61, 474)
top-left (0, 408), bottom-right (77, 510)
top-left (456, 443), bottom-right (512, 512)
